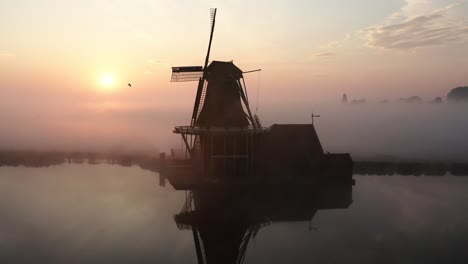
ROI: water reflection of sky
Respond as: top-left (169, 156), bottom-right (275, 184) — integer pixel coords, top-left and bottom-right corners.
top-left (247, 176), bottom-right (468, 263)
top-left (1, 165), bottom-right (468, 263)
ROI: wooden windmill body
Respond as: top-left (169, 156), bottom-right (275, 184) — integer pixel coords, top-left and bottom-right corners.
top-left (164, 8), bottom-right (353, 190)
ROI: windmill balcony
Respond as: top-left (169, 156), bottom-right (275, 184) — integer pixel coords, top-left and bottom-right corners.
top-left (173, 125), bottom-right (268, 135)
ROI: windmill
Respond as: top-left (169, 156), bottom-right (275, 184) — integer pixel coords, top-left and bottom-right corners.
top-left (168, 8), bottom-right (266, 181)
top-left (170, 8), bottom-right (258, 129)
top-left (163, 8), bottom-right (353, 191)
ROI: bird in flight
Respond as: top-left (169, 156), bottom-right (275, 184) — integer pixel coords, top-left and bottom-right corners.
top-left (128, 83), bottom-right (132, 87)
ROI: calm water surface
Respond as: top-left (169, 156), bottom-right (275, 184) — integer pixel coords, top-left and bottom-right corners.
top-left (1, 164), bottom-right (468, 263)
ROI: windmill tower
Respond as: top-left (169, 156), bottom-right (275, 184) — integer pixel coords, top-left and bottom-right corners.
top-left (170, 8), bottom-right (264, 180)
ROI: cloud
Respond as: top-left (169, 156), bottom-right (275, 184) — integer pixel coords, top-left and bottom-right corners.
top-left (320, 33), bottom-right (353, 49)
top-left (145, 58), bottom-right (169, 74)
top-left (314, 53), bottom-right (337, 59)
top-left (366, 3), bottom-right (468, 50)
top-left (0, 51), bottom-right (14, 59)
top-left (320, 1), bottom-right (468, 51)
top-left (312, 74), bottom-right (329, 79)
top-left (322, 41), bottom-right (340, 49)
top-left (367, 12), bottom-right (468, 50)
top-left (143, 69), bottom-right (154, 75)
top-left (147, 58), bottom-right (165, 65)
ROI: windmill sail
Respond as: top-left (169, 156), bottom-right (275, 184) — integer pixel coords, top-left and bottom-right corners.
top-left (169, 9), bottom-right (218, 126)
top-left (191, 8), bottom-right (217, 126)
top-left (171, 66), bottom-right (203, 82)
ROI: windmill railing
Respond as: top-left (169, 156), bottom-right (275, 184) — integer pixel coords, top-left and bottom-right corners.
top-left (173, 125), bottom-right (269, 135)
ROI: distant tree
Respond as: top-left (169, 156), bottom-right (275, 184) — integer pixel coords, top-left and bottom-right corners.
top-left (432, 97), bottom-right (443, 104)
top-left (398, 96), bottom-right (422, 103)
top-left (350, 99), bottom-right (366, 105)
top-left (407, 96), bottom-right (422, 103)
top-left (447, 86), bottom-right (468, 102)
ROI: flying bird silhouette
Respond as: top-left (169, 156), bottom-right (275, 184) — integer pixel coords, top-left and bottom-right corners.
top-left (128, 83), bottom-right (132, 87)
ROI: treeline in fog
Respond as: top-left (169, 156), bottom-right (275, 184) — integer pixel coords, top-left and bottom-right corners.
top-left (0, 151), bottom-right (161, 172)
top-left (354, 161), bottom-right (468, 176)
top-left (2, 151), bottom-right (468, 176)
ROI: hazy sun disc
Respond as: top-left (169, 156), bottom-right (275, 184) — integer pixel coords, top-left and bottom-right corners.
top-left (100, 73), bottom-right (114, 88)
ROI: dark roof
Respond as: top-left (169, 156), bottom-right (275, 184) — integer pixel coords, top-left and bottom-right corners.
top-left (256, 124), bottom-right (324, 177)
top-left (205, 61), bottom-right (243, 79)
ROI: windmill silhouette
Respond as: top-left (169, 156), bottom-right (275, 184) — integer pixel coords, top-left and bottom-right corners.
top-left (163, 8), bottom-right (353, 192)
top-left (167, 8), bottom-right (265, 182)
top-left (170, 8), bottom-right (258, 129)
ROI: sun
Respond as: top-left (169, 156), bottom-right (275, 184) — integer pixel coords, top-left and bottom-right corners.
top-left (99, 73), bottom-right (115, 89)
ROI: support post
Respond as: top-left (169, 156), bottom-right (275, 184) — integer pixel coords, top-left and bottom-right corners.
top-left (181, 134), bottom-right (193, 158)
top-left (192, 228), bottom-right (204, 264)
top-left (159, 152), bottom-right (166, 182)
top-left (210, 134), bottom-right (213, 178)
top-left (224, 134), bottom-right (226, 178)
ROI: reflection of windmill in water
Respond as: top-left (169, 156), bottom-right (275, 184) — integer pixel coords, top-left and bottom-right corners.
top-left (163, 8), bottom-right (353, 187)
top-left (175, 185), bottom-right (353, 264)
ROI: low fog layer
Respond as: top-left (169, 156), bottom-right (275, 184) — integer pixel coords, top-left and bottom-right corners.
top-left (1, 100), bottom-right (467, 162)
top-left (261, 102), bottom-right (468, 162)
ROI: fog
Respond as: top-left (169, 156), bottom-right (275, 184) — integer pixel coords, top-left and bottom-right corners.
top-left (261, 101), bottom-right (468, 162)
top-left (1, 98), bottom-right (467, 161)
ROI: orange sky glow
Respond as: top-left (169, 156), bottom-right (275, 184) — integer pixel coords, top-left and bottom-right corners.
top-left (1, 0), bottom-right (468, 154)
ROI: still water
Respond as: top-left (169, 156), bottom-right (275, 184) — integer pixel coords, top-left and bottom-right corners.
top-left (1, 164), bottom-right (468, 263)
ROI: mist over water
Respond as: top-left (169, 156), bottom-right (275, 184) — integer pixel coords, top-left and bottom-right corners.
top-left (2, 98), bottom-right (467, 161)
top-left (270, 102), bottom-right (468, 162)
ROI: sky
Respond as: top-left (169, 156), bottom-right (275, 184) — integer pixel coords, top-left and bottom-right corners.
top-left (1, 0), bottom-right (468, 155)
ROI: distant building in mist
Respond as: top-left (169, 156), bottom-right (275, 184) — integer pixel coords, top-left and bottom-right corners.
top-left (447, 86), bottom-right (468, 102)
top-left (342, 93), bottom-right (348, 104)
top-left (342, 93), bottom-right (366, 105)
